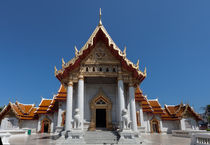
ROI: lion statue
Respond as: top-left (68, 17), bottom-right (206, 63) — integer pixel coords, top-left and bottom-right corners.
top-left (73, 108), bottom-right (81, 129)
top-left (121, 109), bottom-right (131, 129)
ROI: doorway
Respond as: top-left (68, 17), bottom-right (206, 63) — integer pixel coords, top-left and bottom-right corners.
top-left (96, 109), bottom-right (106, 128)
top-left (41, 118), bottom-right (51, 133)
top-left (150, 118), bottom-right (160, 133)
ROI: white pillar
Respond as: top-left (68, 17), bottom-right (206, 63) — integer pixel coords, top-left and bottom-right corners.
top-left (78, 75), bottom-right (84, 130)
top-left (139, 104), bottom-right (144, 127)
top-left (65, 81), bottom-right (73, 131)
top-left (118, 77), bottom-right (125, 123)
top-left (129, 84), bottom-right (138, 132)
top-left (180, 119), bottom-right (186, 130)
top-left (57, 102), bottom-right (62, 127)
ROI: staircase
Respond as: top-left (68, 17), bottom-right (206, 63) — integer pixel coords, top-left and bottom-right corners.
top-left (84, 130), bottom-right (119, 144)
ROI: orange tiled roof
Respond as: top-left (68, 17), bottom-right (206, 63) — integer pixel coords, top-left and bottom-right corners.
top-left (54, 85), bottom-right (67, 101)
top-left (161, 103), bottom-right (202, 121)
top-left (0, 102), bottom-right (37, 120)
top-left (135, 87), bottom-right (153, 113)
top-left (35, 98), bottom-right (52, 114)
top-left (148, 99), bottom-right (164, 114)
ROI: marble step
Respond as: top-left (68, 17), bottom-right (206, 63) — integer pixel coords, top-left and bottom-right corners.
top-left (84, 131), bottom-right (119, 144)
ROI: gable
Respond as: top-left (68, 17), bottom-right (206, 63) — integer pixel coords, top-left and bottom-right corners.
top-left (81, 41), bottom-right (120, 65)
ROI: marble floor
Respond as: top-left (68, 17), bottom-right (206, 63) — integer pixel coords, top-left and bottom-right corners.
top-left (8, 133), bottom-right (191, 145)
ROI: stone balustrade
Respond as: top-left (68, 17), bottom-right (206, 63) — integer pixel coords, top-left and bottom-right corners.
top-left (0, 132), bottom-right (11, 145)
top-left (190, 133), bottom-right (210, 145)
top-left (172, 130), bottom-right (207, 138)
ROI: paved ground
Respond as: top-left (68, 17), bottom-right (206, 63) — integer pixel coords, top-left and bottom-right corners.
top-left (9, 133), bottom-right (191, 145)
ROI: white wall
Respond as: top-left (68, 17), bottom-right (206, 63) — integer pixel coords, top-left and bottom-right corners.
top-left (162, 120), bottom-right (180, 133)
top-left (0, 117), bottom-right (19, 129)
top-left (19, 120), bottom-right (38, 133)
top-left (84, 83), bottom-right (117, 123)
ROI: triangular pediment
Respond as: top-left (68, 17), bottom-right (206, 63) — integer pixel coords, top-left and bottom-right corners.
top-left (55, 24), bottom-right (146, 82)
top-left (81, 41), bottom-right (120, 65)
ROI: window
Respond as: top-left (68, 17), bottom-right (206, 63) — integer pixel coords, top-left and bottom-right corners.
top-left (96, 99), bottom-right (106, 104)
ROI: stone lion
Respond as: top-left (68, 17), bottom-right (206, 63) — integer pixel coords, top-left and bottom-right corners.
top-left (122, 109), bottom-right (131, 129)
top-left (73, 108), bottom-right (81, 129)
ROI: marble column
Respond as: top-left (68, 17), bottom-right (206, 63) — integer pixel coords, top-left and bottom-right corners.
top-left (118, 76), bottom-right (125, 124)
top-left (129, 84), bottom-right (138, 132)
top-left (139, 104), bottom-right (144, 127)
top-left (57, 102), bottom-right (62, 127)
top-left (65, 81), bottom-right (73, 131)
top-left (78, 75), bottom-right (84, 130)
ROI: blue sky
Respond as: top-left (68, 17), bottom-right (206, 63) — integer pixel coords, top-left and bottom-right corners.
top-left (0, 0), bottom-right (209, 113)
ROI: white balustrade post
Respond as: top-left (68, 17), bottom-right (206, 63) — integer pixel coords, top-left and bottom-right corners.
top-left (129, 84), bottom-right (138, 132)
top-left (118, 76), bottom-right (125, 126)
top-left (65, 81), bottom-right (73, 131)
top-left (78, 75), bottom-right (84, 130)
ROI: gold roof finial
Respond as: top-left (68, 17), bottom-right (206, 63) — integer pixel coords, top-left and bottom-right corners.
top-left (123, 46), bottom-right (127, 56)
top-left (136, 59), bottom-right (139, 69)
top-left (144, 66), bottom-right (147, 75)
top-left (54, 66), bottom-right (57, 74)
top-left (62, 58), bottom-right (65, 67)
top-left (98, 8), bottom-right (102, 26)
top-left (75, 46), bottom-right (79, 56)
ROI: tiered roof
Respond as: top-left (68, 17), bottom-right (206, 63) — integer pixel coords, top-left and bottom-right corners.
top-left (55, 17), bottom-right (146, 83)
top-left (0, 102), bottom-right (37, 120)
top-left (148, 99), bottom-right (164, 114)
top-left (161, 104), bottom-right (202, 121)
top-left (34, 98), bottom-right (52, 114)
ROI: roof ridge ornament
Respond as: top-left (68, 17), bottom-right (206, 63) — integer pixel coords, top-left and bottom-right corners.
top-left (62, 58), bottom-right (65, 66)
top-left (136, 59), bottom-right (139, 69)
top-left (54, 66), bottom-right (57, 75)
top-left (123, 46), bottom-right (126, 56)
top-left (98, 8), bottom-right (102, 26)
top-left (75, 46), bottom-right (79, 57)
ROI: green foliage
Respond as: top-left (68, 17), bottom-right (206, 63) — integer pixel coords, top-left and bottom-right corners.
top-left (208, 116), bottom-right (210, 123)
top-left (207, 129), bottom-right (210, 131)
top-left (0, 106), bottom-right (4, 112)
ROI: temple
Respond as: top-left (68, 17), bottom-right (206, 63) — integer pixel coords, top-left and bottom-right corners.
top-left (0, 9), bottom-right (201, 144)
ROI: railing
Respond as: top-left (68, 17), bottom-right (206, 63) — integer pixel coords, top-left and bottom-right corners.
top-left (191, 133), bottom-right (210, 145)
top-left (0, 132), bottom-right (11, 145)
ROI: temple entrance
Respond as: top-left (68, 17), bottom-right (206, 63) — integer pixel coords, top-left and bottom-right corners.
top-left (150, 118), bottom-right (160, 133)
top-left (41, 118), bottom-right (51, 133)
top-left (89, 89), bottom-right (112, 131)
top-left (96, 109), bottom-right (106, 128)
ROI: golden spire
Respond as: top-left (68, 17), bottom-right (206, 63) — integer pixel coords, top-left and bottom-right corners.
top-left (98, 8), bottom-right (102, 26)
top-left (74, 46), bottom-right (79, 56)
top-left (123, 46), bottom-right (126, 56)
top-left (136, 59), bottom-right (139, 69)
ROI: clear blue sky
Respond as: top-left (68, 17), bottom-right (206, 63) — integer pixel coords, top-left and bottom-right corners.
top-left (0, 0), bottom-right (209, 113)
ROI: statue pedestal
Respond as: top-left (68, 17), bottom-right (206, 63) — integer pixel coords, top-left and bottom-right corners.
top-left (55, 126), bottom-right (64, 133)
top-left (56, 129), bottom-right (85, 144)
top-left (118, 129), bottom-right (139, 144)
top-left (65, 129), bottom-right (85, 144)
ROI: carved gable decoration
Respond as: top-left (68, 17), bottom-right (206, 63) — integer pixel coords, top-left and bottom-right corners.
top-left (82, 41), bottom-right (120, 65)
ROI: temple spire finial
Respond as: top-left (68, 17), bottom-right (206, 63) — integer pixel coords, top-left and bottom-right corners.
top-left (98, 8), bottom-right (102, 26)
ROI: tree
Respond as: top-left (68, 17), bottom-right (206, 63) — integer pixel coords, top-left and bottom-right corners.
top-left (0, 106), bottom-right (4, 112)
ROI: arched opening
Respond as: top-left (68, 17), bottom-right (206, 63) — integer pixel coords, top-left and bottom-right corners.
top-left (150, 117), bottom-right (161, 133)
top-left (88, 89), bottom-right (112, 131)
top-left (41, 118), bottom-right (51, 133)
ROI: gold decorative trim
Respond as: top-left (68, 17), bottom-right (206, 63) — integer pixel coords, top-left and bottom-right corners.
top-left (88, 89), bottom-right (112, 131)
top-left (150, 117), bottom-right (161, 133)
